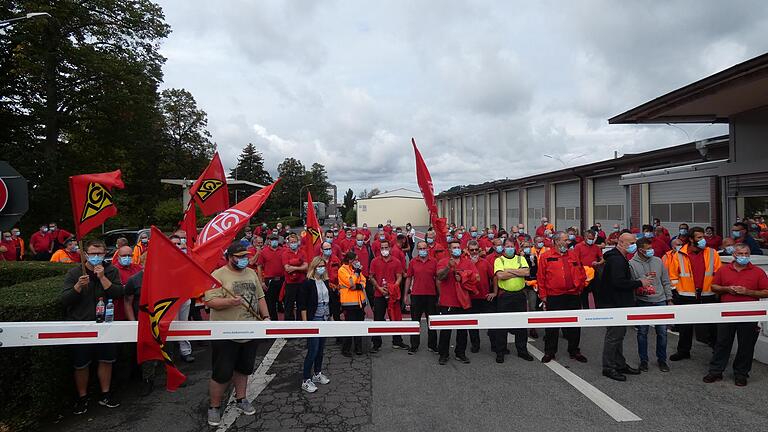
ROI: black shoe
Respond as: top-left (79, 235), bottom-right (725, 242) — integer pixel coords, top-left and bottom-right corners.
top-left (181, 354), bottom-right (195, 363)
top-left (496, 353), bottom-right (504, 363)
top-left (541, 354), bottom-right (554, 363)
top-left (341, 351), bottom-right (353, 358)
top-left (427, 347), bottom-right (438, 354)
top-left (407, 348), bottom-right (417, 355)
top-left (570, 353), bottom-right (588, 363)
top-left (618, 366), bottom-right (641, 375)
top-left (393, 342), bottom-right (410, 350)
top-left (669, 352), bottom-right (690, 361)
top-left (603, 369), bottom-right (627, 382)
top-left (98, 392), bottom-right (120, 408)
top-left (703, 373), bottom-right (723, 383)
top-left (735, 375), bottom-right (748, 387)
top-left (658, 361), bottom-right (670, 372)
top-left (369, 346), bottom-right (381, 353)
top-left (639, 361), bottom-right (649, 372)
top-left (73, 397), bottom-right (88, 415)
top-left (355, 349), bottom-right (364, 356)
top-left (438, 356), bottom-right (448, 365)
top-left (518, 352), bottom-right (534, 362)
top-left (470, 345), bottom-right (480, 353)
top-left (455, 354), bottom-right (470, 364)
top-left (139, 379), bottom-right (154, 397)
top-left (529, 329), bottom-right (539, 339)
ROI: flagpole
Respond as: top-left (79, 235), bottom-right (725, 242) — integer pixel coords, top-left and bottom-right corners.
top-left (219, 285), bottom-right (260, 318)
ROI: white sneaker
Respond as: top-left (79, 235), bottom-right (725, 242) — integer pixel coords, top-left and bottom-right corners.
top-left (312, 372), bottom-right (330, 385)
top-left (302, 379), bottom-right (318, 393)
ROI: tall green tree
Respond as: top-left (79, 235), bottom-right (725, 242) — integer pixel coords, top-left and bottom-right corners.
top-left (307, 162), bottom-right (331, 204)
top-left (268, 157), bottom-right (307, 216)
top-left (339, 188), bottom-right (356, 217)
top-left (158, 88), bottom-right (215, 178)
top-left (230, 143), bottom-right (273, 185)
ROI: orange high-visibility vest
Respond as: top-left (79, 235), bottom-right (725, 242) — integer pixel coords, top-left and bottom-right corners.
top-left (338, 264), bottom-right (367, 307)
top-left (667, 244), bottom-right (721, 297)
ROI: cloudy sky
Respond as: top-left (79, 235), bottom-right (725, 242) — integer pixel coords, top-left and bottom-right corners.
top-left (156, 0), bottom-right (767, 197)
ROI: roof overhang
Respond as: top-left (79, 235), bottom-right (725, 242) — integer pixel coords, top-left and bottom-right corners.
top-left (609, 52), bottom-right (768, 124)
top-left (619, 159), bottom-right (728, 185)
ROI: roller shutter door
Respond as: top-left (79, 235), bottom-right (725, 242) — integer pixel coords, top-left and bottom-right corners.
top-left (476, 194), bottom-right (486, 228)
top-left (526, 186), bottom-right (545, 232)
top-left (593, 176), bottom-right (626, 229)
top-left (555, 181), bottom-right (581, 231)
top-left (489, 192), bottom-right (499, 227)
top-left (650, 178), bottom-right (711, 232)
top-left (505, 189), bottom-right (519, 230)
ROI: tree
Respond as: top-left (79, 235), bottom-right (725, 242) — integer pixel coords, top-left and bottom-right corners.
top-left (339, 188), bottom-right (356, 219)
top-left (230, 143), bottom-right (273, 185)
top-left (158, 88), bottom-right (215, 178)
top-left (307, 163), bottom-right (331, 204)
top-left (268, 157), bottom-right (307, 216)
top-left (368, 187), bottom-right (381, 198)
top-left (358, 189), bottom-right (368, 199)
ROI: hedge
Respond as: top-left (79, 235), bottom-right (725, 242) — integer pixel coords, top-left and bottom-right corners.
top-left (0, 276), bottom-right (71, 432)
top-left (0, 261), bottom-right (76, 288)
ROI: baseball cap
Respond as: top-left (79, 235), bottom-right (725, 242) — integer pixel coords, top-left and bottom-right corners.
top-left (225, 242), bottom-right (249, 257)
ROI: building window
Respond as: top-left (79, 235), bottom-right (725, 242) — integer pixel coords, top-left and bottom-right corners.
top-left (651, 202), bottom-right (709, 224)
top-left (359, 205), bottom-right (367, 212)
top-left (595, 204), bottom-right (624, 221)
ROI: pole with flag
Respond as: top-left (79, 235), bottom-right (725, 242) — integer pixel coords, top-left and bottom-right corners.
top-left (412, 138), bottom-right (448, 255)
top-left (303, 191), bottom-right (323, 262)
top-left (189, 152), bottom-right (230, 216)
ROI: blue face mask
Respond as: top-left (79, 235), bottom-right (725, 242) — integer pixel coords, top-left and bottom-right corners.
top-left (725, 245), bottom-right (734, 255)
top-left (523, 247), bottom-right (531, 255)
top-left (504, 247), bottom-right (515, 256)
top-left (696, 238), bottom-right (706, 249)
top-left (488, 233), bottom-right (495, 240)
top-left (87, 255), bottom-right (104, 266)
top-left (379, 235), bottom-right (386, 241)
top-left (315, 267), bottom-right (326, 276)
top-left (627, 243), bottom-right (638, 254)
top-left (289, 242), bottom-right (298, 251)
top-left (586, 239), bottom-right (594, 245)
top-left (418, 250), bottom-right (428, 258)
top-left (536, 242), bottom-right (544, 249)
top-left (447, 236), bottom-right (453, 242)
top-left (644, 232), bottom-right (653, 238)
top-left (470, 232), bottom-right (478, 238)
top-left (735, 256), bottom-right (751, 266)
top-left (325, 237), bottom-right (333, 244)
top-left (558, 246), bottom-right (568, 254)
top-left (568, 234), bottom-right (575, 240)
top-left (322, 249), bottom-right (332, 257)
top-left (270, 240), bottom-right (278, 248)
top-left (457, 233), bottom-right (464, 239)
top-left (732, 230), bottom-right (742, 238)
top-left (451, 248), bottom-right (462, 257)
top-left (118, 256), bottom-right (132, 266)
top-left (356, 240), bottom-right (364, 247)
top-left (495, 245), bottom-right (504, 254)
top-left (235, 257), bottom-right (249, 269)
top-left (644, 248), bottom-right (655, 258)
top-left (679, 229), bottom-right (688, 236)
top-left (426, 237), bottom-right (434, 244)
top-left (674, 245), bottom-right (683, 252)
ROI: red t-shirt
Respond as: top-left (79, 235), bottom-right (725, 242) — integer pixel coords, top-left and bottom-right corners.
top-left (327, 254), bottom-right (342, 285)
top-left (281, 248), bottom-right (307, 284)
top-left (30, 231), bottom-right (52, 253)
top-left (353, 245), bottom-right (371, 276)
top-left (314, 242), bottom-right (343, 261)
top-left (705, 235), bottom-right (722, 250)
top-left (573, 242), bottom-right (602, 267)
top-left (257, 246), bottom-right (284, 278)
top-left (428, 244), bottom-right (447, 262)
top-left (478, 237), bottom-right (493, 251)
top-left (437, 256), bottom-right (477, 307)
top-left (116, 263), bottom-right (142, 321)
top-left (369, 256), bottom-right (404, 298)
top-left (1, 240), bottom-right (17, 261)
top-left (485, 252), bottom-right (502, 267)
top-left (471, 257), bottom-right (493, 299)
top-left (713, 262), bottom-right (768, 302)
top-left (406, 257), bottom-right (437, 295)
top-left (687, 248), bottom-right (706, 290)
top-left (651, 237), bottom-right (671, 257)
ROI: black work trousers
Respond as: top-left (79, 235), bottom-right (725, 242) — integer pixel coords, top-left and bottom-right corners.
top-left (437, 306), bottom-right (469, 358)
top-left (709, 322), bottom-right (760, 377)
top-left (342, 306), bottom-right (365, 353)
top-left (469, 298), bottom-right (494, 350)
top-left (493, 290), bottom-right (529, 354)
top-left (544, 294), bottom-right (582, 356)
top-left (283, 282), bottom-right (301, 321)
top-left (264, 277), bottom-right (283, 321)
top-left (673, 294), bottom-right (718, 354)
top-left (372, 296), bottom-right (403, 348)
top-left (410, 295), bottom-right (437, 350)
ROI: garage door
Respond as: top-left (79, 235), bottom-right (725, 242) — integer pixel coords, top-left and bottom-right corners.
top-left (555, 181), bottom-right (580, 231)
top-left (476, 193), bottom-right (486, 228)
top-left (527, 186), bottom-right (545, 232)
top-left (464, 195), bottom-right (474, 227)
top-left (650, 178), bottom-right (711, 232)
top-left (489, 192), bottom-right (499, 227)
top-left (593, 176), bottom-right (626, 230)
top-left (505, 189), bottom-right (519, 230)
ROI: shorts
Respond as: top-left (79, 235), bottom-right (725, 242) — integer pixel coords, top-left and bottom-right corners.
top-left (72, 343), bottom-right (117, 369)
top-left (211, 339), bottom-right (260, 384)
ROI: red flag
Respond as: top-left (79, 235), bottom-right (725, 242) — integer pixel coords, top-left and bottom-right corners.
top-left (190, 152), bottom-right (229, 216)
top-left (137, 226), bottom-right (220, 391)
top-left (412, 139), bottom-right (448, 250)
top-left (303, 192), bottom-right (323, 262)
top-left (179, 202), bottom-right (198, 248)
top-left (68, 170), bottom-right (125, 239)
top-left (192, 180), bottom-right (279, 272)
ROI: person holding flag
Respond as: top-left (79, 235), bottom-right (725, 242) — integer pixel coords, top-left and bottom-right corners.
top-left (205, 242), bottom-right (270, 426)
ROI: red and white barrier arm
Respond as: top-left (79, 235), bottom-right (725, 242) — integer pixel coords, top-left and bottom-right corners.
top-left (0, 320), bottom-right (421, 348)
top-left (429, 302), bottom-right (768, 330)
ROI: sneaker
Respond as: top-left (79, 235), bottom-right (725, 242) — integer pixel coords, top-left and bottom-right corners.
top-left (702, 373), bottom-right (723, 383)
top-left (438, 356), bottom-right (448, 365)
top-left (302, 379), bottom-right (318, 393)
top-left (236, 398), bottom-right (256, 415)
top-left (98, 392), bottom-right (120, 408)
top-left (495, 353), bottom-right (504, 364)
top-left (541, 354), bottom-right (555, 363)
top-left (407, 348), bottom-right (417, 355)
top-left (669, 352), bottom-right (690, 361)
top-left (312, 372), bottom-right (330, 385)
top-left (639, 361), bottom-right (649, 372)
top-left (455, 354), bottom-right (470, 364)
top-left (393, 342), bottom-right (410, 350)
top-left (139, 379), bottom-right (154, 397)
top-left (73, 397), bottom-right (88, 415)
top-left (181, 354), bottom-right (195, 363)
top-left (735, 376), bottom-right (748, 387)
top-left (207, 407), bottom-right (222, 426)
top-left (658, 361), bottom-right (670, 372)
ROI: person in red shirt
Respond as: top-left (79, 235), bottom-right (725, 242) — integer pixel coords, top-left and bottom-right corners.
top-left (369, 240), bottom-right (409, 351)
top-left (425, 230), bottom-right (447, 262)
top-left (371, 230), bottom-right (388, 257)
top-left (114, 245), bottom-right (142, 322)
top-left (538, 232), bottom-right (588, 363)
top-left (704, 226), bottom-right (722, 250)
top-left (607, 224), bottom-right (622, 246)
top-left (651, 226), bottom-right (671, 257)
top-left (0, 231), bottom-right (17, 261)
top-left (574, 230), bottom-right (604, 309)
top-left (282, 233), bottom-right (308, 320)
top-left (338, 228), bottom-right (356, 253)
top-left (485, 238), bottom-right (504, 266)
top-left (10, 228), bottom-right (24, 261)
top-left (653, 218), bottom-right (670, 240)
top-left (320, 241), bottom-right (343, 326)
top-left (47, 222), bottom-right (73, 252)
top-left (350, 233), bottom-right (373, 307)
top-left (477, 229), bottom-right (493, 252)
top-left (594, 223), bottom-right (607, 240)
top-left (314, 231), bottom-right (343, 261)
top-left (706, 243), bottom-right (768, 386)
top-left (436, 240), bottom-right (479, 365)
top-left (535, 217), bottom-right (553, 238)
top-left (467, 240), bottom-right (495, 353)
top-left (30, 225), bottom-right (53, 261)
top-left (257, 235), bottom-right (284, 321)
top-left (406, 241), bottom-right (438, 353)
top-left (359, 224), bottom-right (372, 243)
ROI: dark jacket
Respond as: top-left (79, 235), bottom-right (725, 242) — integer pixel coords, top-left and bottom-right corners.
top-left (597, 248), bottom-right (641, 308)
top-left (297, 278), bottom-right (331, 320)
top-left (61, 264), bottom-right (124, 321)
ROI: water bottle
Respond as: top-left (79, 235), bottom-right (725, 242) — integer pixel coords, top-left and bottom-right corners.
top-left (96, 297), bottom-right (105, 323)
top-left (105, 299), bottom-right (114, 323)
top-left (382, 278), bottom-right (389, 300)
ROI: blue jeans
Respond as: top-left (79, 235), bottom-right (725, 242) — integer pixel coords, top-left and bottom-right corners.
top-left (303, 316), bottom-right (326, 380)
top-left (636, 300), bottom-right (668, 362)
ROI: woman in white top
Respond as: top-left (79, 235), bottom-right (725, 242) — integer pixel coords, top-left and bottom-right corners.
top-left (297, 256), bottom-right (332, 393)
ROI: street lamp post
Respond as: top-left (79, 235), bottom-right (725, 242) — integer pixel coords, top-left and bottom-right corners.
top-left (0, 12), bottom-right (51, 28)
top-left (299, 183), bottom-right (314, 221)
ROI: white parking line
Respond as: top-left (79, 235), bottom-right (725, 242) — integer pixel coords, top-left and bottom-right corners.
top-left (216, 338), bottom-right (287, 432)
top-left (526, 343), bottom-right (642, 423)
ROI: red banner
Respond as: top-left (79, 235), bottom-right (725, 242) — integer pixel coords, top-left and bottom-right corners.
top-left (190, 152), bottom-right (229, 216)
top-left (304, 192), bottom-right (323, 262)
top-left (179, 202), bottom-right (198, 248)
top-left (191, 180), bottom-right (279, 272)
top-left (412, 138), bottom-right (448, 250)
top-left (137, 226), bottom-right (220, 391)
top-left (68, 170), bottom-right (125, 239)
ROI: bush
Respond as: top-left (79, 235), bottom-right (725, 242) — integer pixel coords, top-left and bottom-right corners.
top-left (0, 276), bottom-right (70, 432)
top-left (0, 261), bottom-right (76, 288)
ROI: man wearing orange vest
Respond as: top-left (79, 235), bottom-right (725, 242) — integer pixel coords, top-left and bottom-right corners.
top-left (668, 226), bottom-right (721, 361)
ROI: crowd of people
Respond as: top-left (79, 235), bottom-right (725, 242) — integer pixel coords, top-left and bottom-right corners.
top-left (46, 215), bottom-right (768, 426)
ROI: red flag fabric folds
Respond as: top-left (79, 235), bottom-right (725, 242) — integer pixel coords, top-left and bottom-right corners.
top-left (303, 192), bottom-right (323, 262)
top-left (137, 226), bottom-right (220, 391)
top-left (412, 139), bottom-right (448, 250)
top-left (68, 170), bottom-right (125, 239)
top-left (192, 180), bottom-right (279, 272)
top-left (179, 202), bottom-right (198, 248)
top-left (190, 152), bottom-right (230, 216)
